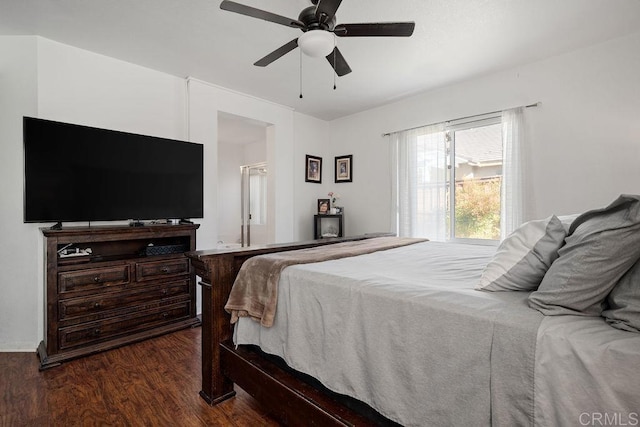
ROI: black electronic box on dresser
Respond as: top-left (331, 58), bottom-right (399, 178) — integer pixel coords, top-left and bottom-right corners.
top-left (38, 224), bottom-right (200, 370)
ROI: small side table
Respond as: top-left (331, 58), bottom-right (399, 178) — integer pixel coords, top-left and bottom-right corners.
top-left (314, 214), bottom-right (344, 239)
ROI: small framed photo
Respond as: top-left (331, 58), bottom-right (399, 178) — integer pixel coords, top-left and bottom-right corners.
top-left (317, 199), bottom-right (330, 214)
top-left (335, 155), bottom-right (352, 183)
top-left (305, 155), bottom-right (322, 183)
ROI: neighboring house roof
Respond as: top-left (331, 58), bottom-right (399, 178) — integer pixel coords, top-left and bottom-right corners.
top-left (454, 125), bottom-right (502, 166)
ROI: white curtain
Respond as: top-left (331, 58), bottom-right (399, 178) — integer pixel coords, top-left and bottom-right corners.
top-left (249, 172), bottom-right (267, 225)
top-left (390, 123), bottom-right (448, 240)
top-left (500, 107), bottom-right (525, 239)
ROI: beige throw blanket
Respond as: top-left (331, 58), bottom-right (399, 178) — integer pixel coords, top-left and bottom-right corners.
top-left (225, 237), bottom-right (428, 327)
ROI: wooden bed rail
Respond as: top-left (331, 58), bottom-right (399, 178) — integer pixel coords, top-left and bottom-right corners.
top-left (186, 234), bottom-right (393, 410)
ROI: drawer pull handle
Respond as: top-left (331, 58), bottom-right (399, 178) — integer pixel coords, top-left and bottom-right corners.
top-left (162, 313), bottom-right (169, 319)
top-left (93, 276), bottom-right (101, 283)
top-left (161, 267), bottom-right (170, 273)
top-left (94, 302), bottom-right (101, 309)
top-left (93, 328), bottom-right (101, 336)
top-left (161, 289), bottom-right (168, 295)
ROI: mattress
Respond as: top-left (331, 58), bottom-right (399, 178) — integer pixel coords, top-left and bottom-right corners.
top-left (234, 242), bottom-right (533, 425)
top-left (233, 241), bottom-right (640, 426)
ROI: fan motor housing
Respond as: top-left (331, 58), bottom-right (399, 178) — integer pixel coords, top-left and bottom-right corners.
top-left (299, 6), bottom-right (336, 31)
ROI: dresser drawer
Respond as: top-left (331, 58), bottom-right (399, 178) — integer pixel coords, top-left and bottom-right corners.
top-left (58, 279), bottom-right (191, 322)
top-left (58, 301), bottom-right (192, 350)
top-left (136, 258), bottom-right (190, 282)
top-left (58, 265), bottom-right (130, 295)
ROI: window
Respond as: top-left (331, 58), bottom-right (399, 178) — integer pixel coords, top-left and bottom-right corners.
top-left (449, 119), bottom-right (502, 241)
top-left (391, 108), bottom-right (523, 243)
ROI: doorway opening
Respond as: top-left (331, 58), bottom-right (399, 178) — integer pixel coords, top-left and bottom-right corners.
top-left (240, 162), bottom-right (267, 246)
top-left (217, 112), bottom-right (272, 247)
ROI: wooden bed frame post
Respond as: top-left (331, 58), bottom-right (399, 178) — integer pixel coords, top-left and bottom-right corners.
top-left (195, 254), bottom-right (236, 404)
top-left (187, 234), bottom-right (394, 423)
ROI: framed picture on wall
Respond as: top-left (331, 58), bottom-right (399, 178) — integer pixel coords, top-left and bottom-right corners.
top-left (335, 155), bottom-right (352, 183)
top-left (317, 199), bottom-right (330, 214)
top-left (305, 155), bottom-right (322, 183)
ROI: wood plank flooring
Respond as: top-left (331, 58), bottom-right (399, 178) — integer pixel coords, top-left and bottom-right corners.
top-left (0, 326), bottom-right (280, 426)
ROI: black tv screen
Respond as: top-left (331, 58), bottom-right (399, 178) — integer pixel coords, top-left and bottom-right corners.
top-left (23, 117), bottom-right (204, 223)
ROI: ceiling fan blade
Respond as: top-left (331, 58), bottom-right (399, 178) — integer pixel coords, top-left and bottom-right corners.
top-left (254, 39), bottom-right (299, 67)
top-left (325, 47), bottom-right (352, 76)
top-left (220, 1), bottom-right (304, 29)
top-left (315, 0), bottom-right (342, 24)
top-left (334, 22), bottom-right (415, 37)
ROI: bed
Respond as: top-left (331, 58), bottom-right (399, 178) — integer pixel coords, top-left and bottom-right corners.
top-left (187, 195), bottom-right (640, 426)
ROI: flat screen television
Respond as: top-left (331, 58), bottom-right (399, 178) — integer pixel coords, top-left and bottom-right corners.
top-left (23, 117), bottom-right (204, 224)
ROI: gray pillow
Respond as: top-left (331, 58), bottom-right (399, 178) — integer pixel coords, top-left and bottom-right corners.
top-left (476, 215), bottom-right (566, 291)
top-left (557, 214), bottom-right (580, 234)
top-left (602, 257), bottom-right (640, 332)
top-left (529, 194), bottom-right (640, 316)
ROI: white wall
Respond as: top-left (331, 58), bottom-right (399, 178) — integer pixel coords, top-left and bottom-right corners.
top-left (293, 112), bottom-right (332, 240)
top-left (329, 31), bottom-right (640, 235)
top-left (244, 140), bottom-right (267, 165)
top-left (217, 140), bottom-right (268, 245)
top-left (3, 30), bottom-right (639, 351)
top-left (37, 41), bottom-right (187, 139)
top-left (0, 36), bottom-right (192, 351)
top-left (187, 78), bottom-right (300, 246)
top-left (0, 37), bottom-right (39, 351)
top-left (243, 140), bottom-right (269, 245)
top-left (217, 141), bottom-right (245, 245)
top-left (0, 36), bottom-right (322, 351)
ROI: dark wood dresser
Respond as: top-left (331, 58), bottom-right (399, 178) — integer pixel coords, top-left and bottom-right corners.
top-left (38, 224), bottom-right (200, 369)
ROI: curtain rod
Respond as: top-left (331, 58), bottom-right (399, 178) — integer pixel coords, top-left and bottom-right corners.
top-left (381, 102), bottom-right (540, 137)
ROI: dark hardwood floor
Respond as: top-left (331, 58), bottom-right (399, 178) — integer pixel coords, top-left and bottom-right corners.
top-left (0, 326), bottom-right (280, 426)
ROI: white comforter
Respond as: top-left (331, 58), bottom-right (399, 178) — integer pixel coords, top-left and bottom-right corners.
top-left (233, 241), bottom-right (640, 426)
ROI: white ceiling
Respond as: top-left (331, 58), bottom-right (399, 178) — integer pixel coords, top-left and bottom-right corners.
top-left (1, 0), bottom-right (640, 121)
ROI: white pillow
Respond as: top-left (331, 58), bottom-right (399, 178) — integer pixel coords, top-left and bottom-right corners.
top-left (476, 215), bottom-right (567, 292)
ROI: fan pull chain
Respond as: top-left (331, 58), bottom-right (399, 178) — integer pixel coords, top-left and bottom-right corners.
top-left (299, 49), bottom-right (303, 99)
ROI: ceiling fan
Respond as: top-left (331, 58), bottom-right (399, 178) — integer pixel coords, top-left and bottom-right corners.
top-left (220, 0), bottom-right (415, 77)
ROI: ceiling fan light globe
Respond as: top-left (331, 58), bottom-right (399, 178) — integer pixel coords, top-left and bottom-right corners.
top-left (298, 30), bottom-right (334, 57)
